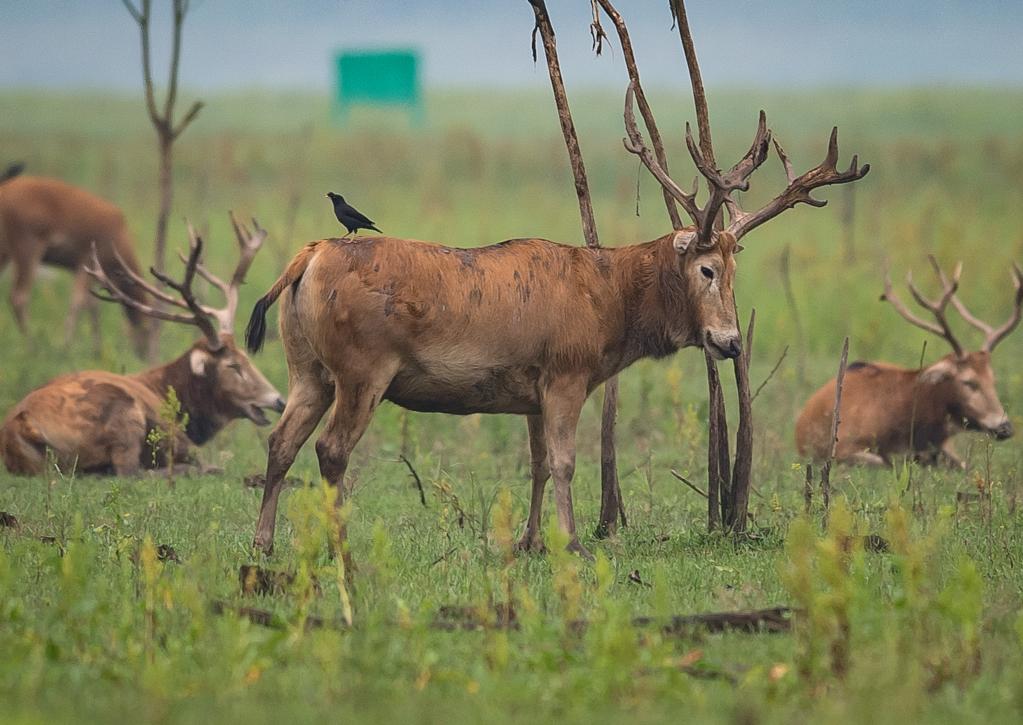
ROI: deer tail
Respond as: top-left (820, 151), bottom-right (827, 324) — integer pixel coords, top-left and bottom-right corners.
top-left (245, 241), bottom-right (321, 353)
top-left (0, 412), bottom-right (48, 476)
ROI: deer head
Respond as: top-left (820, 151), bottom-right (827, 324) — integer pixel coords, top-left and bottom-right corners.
top-left (882, 257), bottom-right (1022, 440)
top-left (621, 73), bottom-right (868, 360)
top-left (86, 213), bottom-right (285, 427)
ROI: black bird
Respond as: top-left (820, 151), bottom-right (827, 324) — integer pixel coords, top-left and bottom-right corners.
top-left (0, 161), bottom-right (25, 184)
top-left (326, 192), bottom-right (381, 237)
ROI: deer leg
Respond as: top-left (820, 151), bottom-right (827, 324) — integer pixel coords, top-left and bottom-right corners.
top-left (64, 265), bottom-right (91, 348)
top-left (541, 374), bottom-right (592, 561)
top-left (252, 375), bottom-right (334, 555)
top-left (110, 445), bottom-right (143, 477)
top-left (940, 439), bottom-right (965, 470)
top-left (844, 450), bottom-right (887, 467)
top-left (88, 297), bottom-right (101, 356)
top-left (9, 251), bottom-right (41, 335)
top-left (516, 414), bottom-right (550, 553)
top-left (314, 366), bottom-right (395, 567)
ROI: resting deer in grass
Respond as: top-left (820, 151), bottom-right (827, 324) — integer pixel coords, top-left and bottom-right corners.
top-left (797, 257), bottom-right (1021, 467)
top-left (244, 80), bottom-right (868, 559)
top-left (0, 173), bottom-right (151, 355)
top-left (0, 214), bottom-right (284, 476)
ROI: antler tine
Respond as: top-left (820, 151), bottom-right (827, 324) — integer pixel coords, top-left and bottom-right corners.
top-left (227, 210), bottom-right (267, 290)
top-left (726, 126), bottom-right (870, 242)
top-left (180, 218), bottom-right (232, 297)
top-left (880, 269), bottom-right (951, 342)
top-left (709, 112), bottom-right (773, 229)
top-left (107, 243), bottom-right (192, 310)
top-left (212, 211), bottom-right (269, 332)
top-left (84, 244), bottom-right (207, 327)
top-left (622, 82), bottom-right (701, 224)
top-left (898, 263), bottom-right (965, 358)
top-left (983, 261), bottom-right (1023, 352)
top-left (177, 248), bottom-right (229, 298)
top-left (148, 233), bottom-right (223, 348)
top-left (927, 254), bottom-right (993, 338)
top-left (772, 137), bottom-right (796, 186)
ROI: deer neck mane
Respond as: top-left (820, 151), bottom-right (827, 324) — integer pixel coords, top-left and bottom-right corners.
top-left (135, 346), bottom-right (225, 446)
top-left (608, 234), bottom-right (698, 369)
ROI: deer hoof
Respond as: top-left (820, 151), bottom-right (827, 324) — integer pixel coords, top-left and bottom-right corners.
top-left (251, 538), bottom-right (274, 557)
top-left (515, 534), bottom-right (547, 554)
top-left (566, 539), bottom-right (595, 562)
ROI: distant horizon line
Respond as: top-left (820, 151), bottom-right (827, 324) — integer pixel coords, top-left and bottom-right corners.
top-left (3, 82), bottom-right (1022, 96)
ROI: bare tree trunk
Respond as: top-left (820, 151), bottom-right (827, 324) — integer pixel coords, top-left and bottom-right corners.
top-left (704, 351), bottom-right (729, 531)
top-left (597, 377), bottom-right (626, 535)
top-left (155, 137), bottom-right (173, 276)
top-left (123, 0), bottom-right (203, 360)
top-left (820, 337), bottom-right (849, 528)
top-left (674, 0), bottom-right (754, 533)
top-left (528, 0), bottom-right (623, 537)
top-left (726, 310), bottom-right (755, 531)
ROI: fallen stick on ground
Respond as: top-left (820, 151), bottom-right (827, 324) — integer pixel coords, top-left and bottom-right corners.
top-left (211, 600), bottom-right (793, 636)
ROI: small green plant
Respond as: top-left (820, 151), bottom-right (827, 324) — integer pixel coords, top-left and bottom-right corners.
top-left (780, 499), bottom-right (864, 683)
top-left (145, 386), bottom-right (188, 488)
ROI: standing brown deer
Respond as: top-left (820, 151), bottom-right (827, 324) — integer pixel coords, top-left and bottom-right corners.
top-left (0, 214), bottom-right (284, 476)
top-left (244, 81), bottom-right (868, 558)
top-left (796, 258), bottom-right (1021, 467)
top-left (0, 174), bottom-right (151, 356)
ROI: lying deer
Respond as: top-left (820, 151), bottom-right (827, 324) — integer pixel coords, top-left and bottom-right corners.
top-left (244, 87), bottom-right (867, 559)
top-left (0, 173), bottom-right (151, 355)
top-left (0, 214), bottom-right (284, 476)
top-left (796, 258), bottom-right (1021, 467)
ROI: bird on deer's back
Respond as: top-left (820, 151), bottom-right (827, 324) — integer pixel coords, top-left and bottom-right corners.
top-left (326, 192), bottom-right (380, 236)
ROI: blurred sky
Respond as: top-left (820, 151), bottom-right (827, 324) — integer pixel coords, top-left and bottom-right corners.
top-left (1, 1), bottom-right (1021, 92)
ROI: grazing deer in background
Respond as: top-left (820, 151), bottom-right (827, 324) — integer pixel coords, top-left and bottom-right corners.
top-left (797, 258), bottom-right (1021, 467)
top-left (0, 214), bottom-right (284, 476)
top-left (244, 85), bottom-right (867, 558)
top-left (0, 173), bottom-right (152, 356)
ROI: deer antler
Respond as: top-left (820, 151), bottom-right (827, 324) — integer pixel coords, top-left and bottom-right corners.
top-left (725, 129), bottom-right (870, 241)
top-left (177, 212), bottom-right (267, 334)
top-left (929, 255), bottom-right (1023, 353)
top-left (881, 260), bottom-right (965, 358)
top-left (619, 1), bottom-right (869, 251)
top-left (86, 211), bottom-right (266, 350)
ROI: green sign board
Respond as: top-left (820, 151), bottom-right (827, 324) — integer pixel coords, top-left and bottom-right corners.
top-left (335, 50), bottom-right (423, 125)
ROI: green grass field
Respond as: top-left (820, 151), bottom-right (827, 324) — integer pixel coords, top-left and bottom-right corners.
top-left (1, 88), bottom-right (1022, 723)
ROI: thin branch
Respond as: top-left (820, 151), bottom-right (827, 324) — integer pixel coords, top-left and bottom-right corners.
top-left (751, 345), bottom-right (788, 404)
top-left (595, 0), bottom-right (682, 228)
top-left (670, 0), bottom-right (714, 165)
top-left (671, 469), bottom-right (708, 499)
top-left (399, 454), bottom-right (427, 508)
top-left (820, 337), bottom-right (849, 527)
top-left (527, 0), bottom-right (599, 248)
top-left (174, 100), bottom-right (204, 138)
top-left (589, 0), bottom-right (608, 55)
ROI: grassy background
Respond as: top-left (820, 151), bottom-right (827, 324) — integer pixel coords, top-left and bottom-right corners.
top-left (1, 87), bottom-right (1022, 723)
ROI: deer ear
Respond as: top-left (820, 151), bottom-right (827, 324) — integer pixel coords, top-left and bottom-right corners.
top-left (672, 230), bottom-right (697, 253)
top-left (920, 358), bottom-right (956, 385)
top-left (189, 349), bottom-right (209, 377)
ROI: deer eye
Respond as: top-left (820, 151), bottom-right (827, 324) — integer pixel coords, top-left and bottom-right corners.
top-left (228, 362), bottom-right (243, 374)
top-left (700, 266), bottom-right (715, 280)
top-left (964, 380), bottom-right (980, 391)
